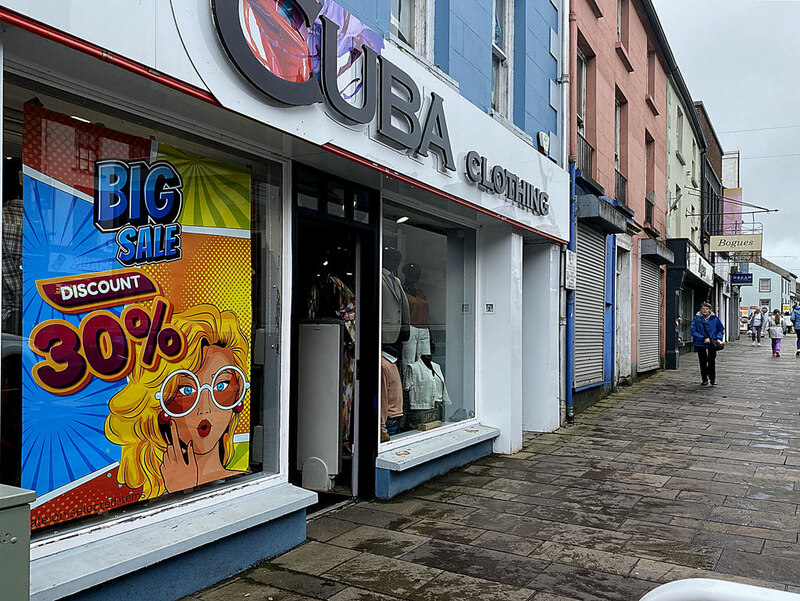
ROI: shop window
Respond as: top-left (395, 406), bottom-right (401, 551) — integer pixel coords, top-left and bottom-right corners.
top-left (327, 180), bottom-right (346, 218)
top-left (679, 288), bottom-right (693, 344)
top-left (1, 84), bottom-right (283, 532)
top-left (380, 200), bottom-right (476, 444)
top-left (297, 168), bottom-right (320, 211)
top-left (294, 165), bottom-right (377, 225)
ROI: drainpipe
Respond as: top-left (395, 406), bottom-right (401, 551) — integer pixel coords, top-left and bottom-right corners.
top-left (559, 0), bottom-right (570, 169)
top-left (564, 3), bottom-right (577, 423)
top-left (566, 164), bottom-right (576, 422)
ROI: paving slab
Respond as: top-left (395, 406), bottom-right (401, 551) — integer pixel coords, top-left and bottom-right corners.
top-left (327, 525), bottom-right (430, 558)
top-left (323, 553), bottom-right (442, 597)
top-left (399, 539), bottom-right (549, 587)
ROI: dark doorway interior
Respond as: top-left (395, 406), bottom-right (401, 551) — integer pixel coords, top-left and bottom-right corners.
top-left (289, 165), bottom-right (379, 502)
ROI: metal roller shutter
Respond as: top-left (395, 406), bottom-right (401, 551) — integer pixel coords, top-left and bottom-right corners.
top-left (574, 224), bottom-right (606, 388)
top-left (639, 258), bottom-right (661, 372)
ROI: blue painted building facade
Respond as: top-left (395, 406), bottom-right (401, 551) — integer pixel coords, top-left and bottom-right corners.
top-left (340, 0), bottom-right (564, 159)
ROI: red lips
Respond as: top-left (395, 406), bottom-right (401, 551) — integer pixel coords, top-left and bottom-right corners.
top-left (197, 420), bottom-right (212, 438)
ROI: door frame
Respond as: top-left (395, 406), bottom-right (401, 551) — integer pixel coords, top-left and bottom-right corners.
top-left (289, 163), bottom-right (379, 499)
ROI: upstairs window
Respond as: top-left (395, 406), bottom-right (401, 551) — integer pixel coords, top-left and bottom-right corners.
top-left (576, 50), bottom-right (587, 136)
top-left (616, 0), bottom-right (629, 45)
top-left (391, 0), bottom-right (429, 56)
top-left (491, 0), bottom-right (513, 117)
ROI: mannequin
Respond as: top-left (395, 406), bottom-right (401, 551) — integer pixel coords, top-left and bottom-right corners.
top-left (381, 247), bottom-right (410, 345)
top-left (399, 263), bottom-right (450, 428)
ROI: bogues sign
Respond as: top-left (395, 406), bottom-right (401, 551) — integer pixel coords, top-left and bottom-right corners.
top-left (212, 0), bottom-right (456, 172)
top-left (709, 234), bottom-right (763, 253)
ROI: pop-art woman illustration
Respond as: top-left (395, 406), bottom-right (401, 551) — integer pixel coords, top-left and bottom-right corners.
top-left (105, 304), bottom-right (249, 498)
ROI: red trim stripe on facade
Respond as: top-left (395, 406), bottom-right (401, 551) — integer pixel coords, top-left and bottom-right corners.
top-left (0, 7), bottom-right (220, 106)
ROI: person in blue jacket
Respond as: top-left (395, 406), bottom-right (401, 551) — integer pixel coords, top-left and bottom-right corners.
top-left (791, 302), bottom-right (800, 357)
top-left (690, 301), bottom-right (725, 386)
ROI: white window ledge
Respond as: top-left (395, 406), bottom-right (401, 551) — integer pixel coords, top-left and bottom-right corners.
top-left (30, 483), bottom-right (316, 601)
top-left (376, 424), bottom-right (499, 471)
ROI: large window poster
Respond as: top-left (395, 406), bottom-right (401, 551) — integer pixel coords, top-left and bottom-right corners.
top-left (21, 104), bottom-right (253, 530)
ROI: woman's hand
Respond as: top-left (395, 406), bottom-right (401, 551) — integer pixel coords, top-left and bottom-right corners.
top-left (161, 419), bottom-right (198, 493)
top-left (703, 338), bottom-right (710, 344)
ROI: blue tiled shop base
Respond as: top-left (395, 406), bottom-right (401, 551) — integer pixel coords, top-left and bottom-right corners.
top-left (63, 510), bottom-right (307, 601)
top-left (375, 439), bottom-right (493, 499)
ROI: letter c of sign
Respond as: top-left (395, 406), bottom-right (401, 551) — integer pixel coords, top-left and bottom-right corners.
top-left (466, 151), bottom-right (482, 183)
top-left (212, 0), bottom-right (323, 106)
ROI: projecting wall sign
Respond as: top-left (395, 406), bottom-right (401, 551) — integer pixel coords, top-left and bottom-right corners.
top-left (709, 234), bottom-right (763, 253)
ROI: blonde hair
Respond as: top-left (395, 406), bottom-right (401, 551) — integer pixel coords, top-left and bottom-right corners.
top-left (105, 304), bottom-right (249, 499)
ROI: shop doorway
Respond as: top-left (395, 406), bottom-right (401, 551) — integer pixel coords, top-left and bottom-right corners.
top-left (289, 165), bottom-right (379, 501)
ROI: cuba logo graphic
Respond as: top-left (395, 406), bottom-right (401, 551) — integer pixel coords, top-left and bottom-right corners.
top-left (93, 159), bottom-right (184, 266)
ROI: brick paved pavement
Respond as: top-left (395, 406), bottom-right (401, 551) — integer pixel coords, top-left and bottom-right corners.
top-left (185, 339), bottom-right (800, 600)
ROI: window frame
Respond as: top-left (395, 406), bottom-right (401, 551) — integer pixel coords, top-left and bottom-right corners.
top-left (377, 189), bottom-right (480, 452)
top-left (615, 100), bottom-right (622, 171)
top-left (391, 0), bottom-right (434, 61)
top-left (576, 50), bottom-right (587, 136)
top-left (491, 0), bottom-right (514, 119)
top-left (759, 278), bottom-right (772, 293)
top-left (2, 78), bottom-right (294, 544)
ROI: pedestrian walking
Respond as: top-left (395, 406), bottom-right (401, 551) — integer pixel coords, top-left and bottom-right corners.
top-left (749, 308), bottom-right (764, 346)
top-left (784, 311), bottom-right (793, 334)
top-left (690, 301), bottom-right (725, 386)
top-left (767, 309), bottom-right (788, 357)
top-left (791, 302), bottom-right (800, 357)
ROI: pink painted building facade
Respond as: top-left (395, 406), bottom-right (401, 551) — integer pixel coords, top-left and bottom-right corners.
top-left (569, 0), bottom-right (675, 400)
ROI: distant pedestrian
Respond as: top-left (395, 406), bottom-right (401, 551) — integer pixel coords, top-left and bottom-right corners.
top-left (784, 311), bottom-right (793, 334)
top-left (690, 302), bottom-right (725, 386)
top-left (767, 309), bottom-right (788, 357)
top-left (749, 308), bottom-right (764, 346)
top-left (791, 302), bottom-right (800, 357)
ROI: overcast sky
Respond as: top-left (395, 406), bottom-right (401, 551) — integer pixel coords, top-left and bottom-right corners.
top-left (652, 0), bottom-right (800, 275)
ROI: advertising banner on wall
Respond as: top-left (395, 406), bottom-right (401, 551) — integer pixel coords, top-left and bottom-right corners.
top-left (21, 104), bottom-right (252, 530)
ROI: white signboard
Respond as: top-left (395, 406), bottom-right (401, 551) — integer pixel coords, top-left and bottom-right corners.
top-left (710, 234), bottom-right (763, 253)
top-left (565, 249), bottom-right (577, 290)
top-left (688, 250), bottom-right (714, 287)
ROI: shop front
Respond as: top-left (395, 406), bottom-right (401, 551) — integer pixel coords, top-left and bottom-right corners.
top-left (665, 239), bottom-right (714, 369)
top-left (571, 180), bottom-right (629, 403)
top-left (638, 238), bottom-right (674, 373)
top-left (0, 2), bottom-right (569, 600)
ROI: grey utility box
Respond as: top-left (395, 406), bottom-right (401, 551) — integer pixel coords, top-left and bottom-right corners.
top-left (0, 485), bottom-right (36, 601)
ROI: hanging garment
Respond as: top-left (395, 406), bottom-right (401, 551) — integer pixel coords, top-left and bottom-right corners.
top-left (329, 275), bottom-right (356, 342)
top-left (380, 354), bottom-right (404, 428)
top-left (402, 326), bottom-right (431, 370)
top-left (430, 361), bottom-right (451, 406)
top-left (405, 288), bottom-right (430, 329)
top-left (382, 269), bottom-right (410, 344)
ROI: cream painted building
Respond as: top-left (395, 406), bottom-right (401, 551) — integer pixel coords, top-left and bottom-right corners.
top-left (665, 76), bottom-right (705, 248)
